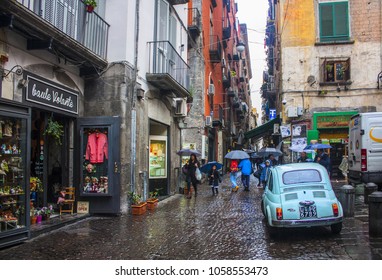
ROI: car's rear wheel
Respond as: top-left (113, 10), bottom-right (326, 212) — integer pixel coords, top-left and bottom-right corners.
top-left (261, 200), bottom-right (265, 216)
top-left (331, 222), bottom-right (342, 234)
top-left (265, 210), bottom-right (278, 238)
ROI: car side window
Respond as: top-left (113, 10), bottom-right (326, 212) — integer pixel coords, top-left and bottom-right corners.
top-left (267, 173), bottom-right (273, 192)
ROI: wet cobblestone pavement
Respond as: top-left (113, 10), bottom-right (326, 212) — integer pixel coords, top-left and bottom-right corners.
top-left (0, 176), bottom-right (381, 260)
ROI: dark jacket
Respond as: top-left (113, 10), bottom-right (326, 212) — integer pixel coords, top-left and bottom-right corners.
top-left (185, 158), bottom-right (200, 183)
top-left (315, 152), bottom-right (330, 172)
top-left (208, 169), bottom-right (221, 186)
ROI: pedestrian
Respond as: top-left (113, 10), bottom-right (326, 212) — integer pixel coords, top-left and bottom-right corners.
top-left (259, 160), bottom-right (271, 188)
top-left (297, 151), bottom-right (308, 162)
top-left (268, 154), bottom-right (277, 166)
top-left (314, 149), bottom-right (331, 175)
top-left (184, 153), bottom-right (200, 198)
top-left (254, 160), bottom-right (264, 187)
top-left (238, 157), bottom-right (252, 191)
top-left (208, 164), bottom-right (221, 195)
top-left (229, 159), bottom-right (239, 192)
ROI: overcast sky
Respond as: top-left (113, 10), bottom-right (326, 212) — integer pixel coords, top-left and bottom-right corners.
top-left (236, 0), bottom-right (268, 124)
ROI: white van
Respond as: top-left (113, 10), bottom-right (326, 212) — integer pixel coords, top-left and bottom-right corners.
top-left (348, 112), bottom-right (382, 187)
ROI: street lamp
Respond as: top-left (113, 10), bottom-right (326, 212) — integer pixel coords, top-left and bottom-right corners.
top-left (236, 42), bottom-right (245, 53)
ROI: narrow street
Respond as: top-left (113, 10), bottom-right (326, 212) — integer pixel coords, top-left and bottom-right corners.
top-left (0, 175), bottom-right (381, 260)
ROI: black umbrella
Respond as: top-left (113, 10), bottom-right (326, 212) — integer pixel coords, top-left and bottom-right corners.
top-left (176, 148), bottom-right (201, 156)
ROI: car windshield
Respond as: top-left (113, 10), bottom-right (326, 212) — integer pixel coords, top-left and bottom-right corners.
top-left (282, 169), bottom-right (322, 185)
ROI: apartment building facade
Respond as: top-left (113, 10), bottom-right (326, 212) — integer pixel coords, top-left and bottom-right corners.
top-left (260, 0), bottom-right (382, 174)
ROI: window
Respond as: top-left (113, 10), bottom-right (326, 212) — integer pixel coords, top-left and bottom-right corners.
top-left (319, 1), bottom-right (349, 42)
top-left (282, 169), bottom-right (322, 185)
top-left (267, 173), bottom-right (273, 192)
top-left (322, 58), bottom-right (350, 83)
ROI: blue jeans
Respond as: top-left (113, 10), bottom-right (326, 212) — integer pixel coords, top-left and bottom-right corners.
top-left (241, 174), bottom-right (250, 189)
top-left (230, 172), bottom-right (237, 188)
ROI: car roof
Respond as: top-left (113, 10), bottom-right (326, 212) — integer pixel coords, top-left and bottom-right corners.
top-left (272, 162), bottom-right (327, 173)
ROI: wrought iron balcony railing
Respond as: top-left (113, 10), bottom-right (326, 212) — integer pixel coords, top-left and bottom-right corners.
top-left (147, 40), bottom-right (190, 93)
top-left (16, 0), bottom-right (109, 59)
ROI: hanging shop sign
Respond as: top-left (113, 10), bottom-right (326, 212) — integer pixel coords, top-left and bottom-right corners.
top-left (316, 115), bottom-right (352, 129)
top-left (24, 72), bottom-right (78, 115)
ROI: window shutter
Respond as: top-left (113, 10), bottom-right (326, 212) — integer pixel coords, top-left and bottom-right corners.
top-left (320, 4), bottom-right (334, 38)
top-left (158, 0), bottom-right (169, 41)
top-left (334, 2), bottom-right (349, 37)
top-left (44, 0), bottom-right (55, 24)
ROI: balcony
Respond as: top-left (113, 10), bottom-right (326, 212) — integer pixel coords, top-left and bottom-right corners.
top-left (188, 8), bottom-right (201, 40)
top-left (223, 25), bottom-right (231, 41)
top-left (222, 70), bottom-right (231, 89)
top-left (209, 35), bottom-right (222, 63)
top-left (147, 41), bottom-right (190, 98)
top-left (0, 0), bottom-right (109, 72)
top-left (212, 104), bottom-right (224, 127)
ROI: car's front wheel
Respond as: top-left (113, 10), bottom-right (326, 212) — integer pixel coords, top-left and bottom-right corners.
top-left (331, 222), bottom-right (342, 234)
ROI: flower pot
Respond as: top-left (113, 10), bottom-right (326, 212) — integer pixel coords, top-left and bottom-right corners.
top-left (36, 215), bottom-right (42, 224)
top-left (43, 214), bottom-right (50, 221)
top-left (86, 5), bottom-right (95, 13)
top-left (30, 216), bottom-right (37, 224)
top-left (147, 199), bottom-right (158, 210)
top-left (131, 202), bottom-right (147, 215)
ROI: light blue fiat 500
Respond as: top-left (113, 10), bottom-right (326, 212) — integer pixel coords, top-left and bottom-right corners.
top-left (261, 163), bottom-right (344, 235)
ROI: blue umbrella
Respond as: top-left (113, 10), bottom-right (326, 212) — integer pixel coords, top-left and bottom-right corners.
top-left (304, 143), bottom-right (332, 150)
top-left (199, 161), bottom-right (223, 174)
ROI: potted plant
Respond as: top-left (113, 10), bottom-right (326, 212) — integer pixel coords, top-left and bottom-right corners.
top-left (30, 208), bottom-right (37, 224)
top-left (44, 117), bottom-right (64, 145)
top-left (128, 191), bottom-right (147, 215)
top-left (41, 205), bottom-right (54, 221)
top-left (84, 0), bottom-right (97, 13)
top-left (147, 188), bottom-right (160, 210)
top-left (35, 208), bottom-right (43, 224)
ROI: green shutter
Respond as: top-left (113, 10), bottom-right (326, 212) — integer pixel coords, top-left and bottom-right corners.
top-left (320, 5), bottom-right (334, 38)
top-left (334, 2), bottom-right (349, 37)
top-left (319, 1), bottom-right (349, 42)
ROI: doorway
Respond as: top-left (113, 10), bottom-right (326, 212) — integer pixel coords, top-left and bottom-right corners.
top-left (30, 110), bottom-right (70, 208)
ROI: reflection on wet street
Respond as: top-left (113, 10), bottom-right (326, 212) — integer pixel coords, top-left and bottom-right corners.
top-left (0, 176), bottom-right (381, 260)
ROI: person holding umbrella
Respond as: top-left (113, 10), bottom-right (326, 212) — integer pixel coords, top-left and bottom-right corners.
top-left (314, 149), bottom-right (331, 175)
top-left (238, 157), bottom-right (252, 191)
top-left (230, 159), bottom-right (239, 192)
top-left (184, 153), bottom-right (200, 198)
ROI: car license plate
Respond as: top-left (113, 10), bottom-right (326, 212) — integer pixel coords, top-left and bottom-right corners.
top-left (299, 205), bottom-right (317, 218)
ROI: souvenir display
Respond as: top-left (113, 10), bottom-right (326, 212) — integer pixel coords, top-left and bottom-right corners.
top-left (82, 127), bottom-right (110, 194)
top-left (0, 116), bottom-right (26, 233)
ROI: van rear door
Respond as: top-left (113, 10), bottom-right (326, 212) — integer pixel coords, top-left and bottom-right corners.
top-left (349, 115), bottom-right (361, 171)
top-left (367, 115), bottom-right (382, 172)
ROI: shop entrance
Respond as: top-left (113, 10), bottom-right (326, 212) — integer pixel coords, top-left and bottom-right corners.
top-left (30, 110), bottom-right (71, 209)
top-left (149, 120), bottom-right (169, 196)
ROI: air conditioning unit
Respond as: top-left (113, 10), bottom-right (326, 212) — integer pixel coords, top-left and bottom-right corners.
top-left (297, 106), bottom-right (303, 116)
top-left (287, 106), bottom-right (298, 117)
top-left (208, 84), bottom-right (215, 95)
top-left (205, 116), bottom-right (212, 127)
top-left (174, 98), bottom-right (187, 117)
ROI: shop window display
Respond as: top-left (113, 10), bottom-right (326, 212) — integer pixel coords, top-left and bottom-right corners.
top-left (0, 117), bottom-right (27, 233)
top-left (82, 127), bottom-right (109, 194)
top-left (149, 136), bottom-right (167, 179)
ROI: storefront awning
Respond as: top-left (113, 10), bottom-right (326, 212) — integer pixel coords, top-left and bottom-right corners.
top-left (244, 116), bottom-right (280, 140)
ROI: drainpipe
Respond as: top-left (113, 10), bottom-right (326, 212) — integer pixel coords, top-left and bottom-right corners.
top-left (130, 0), bottom-right (140, 194)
